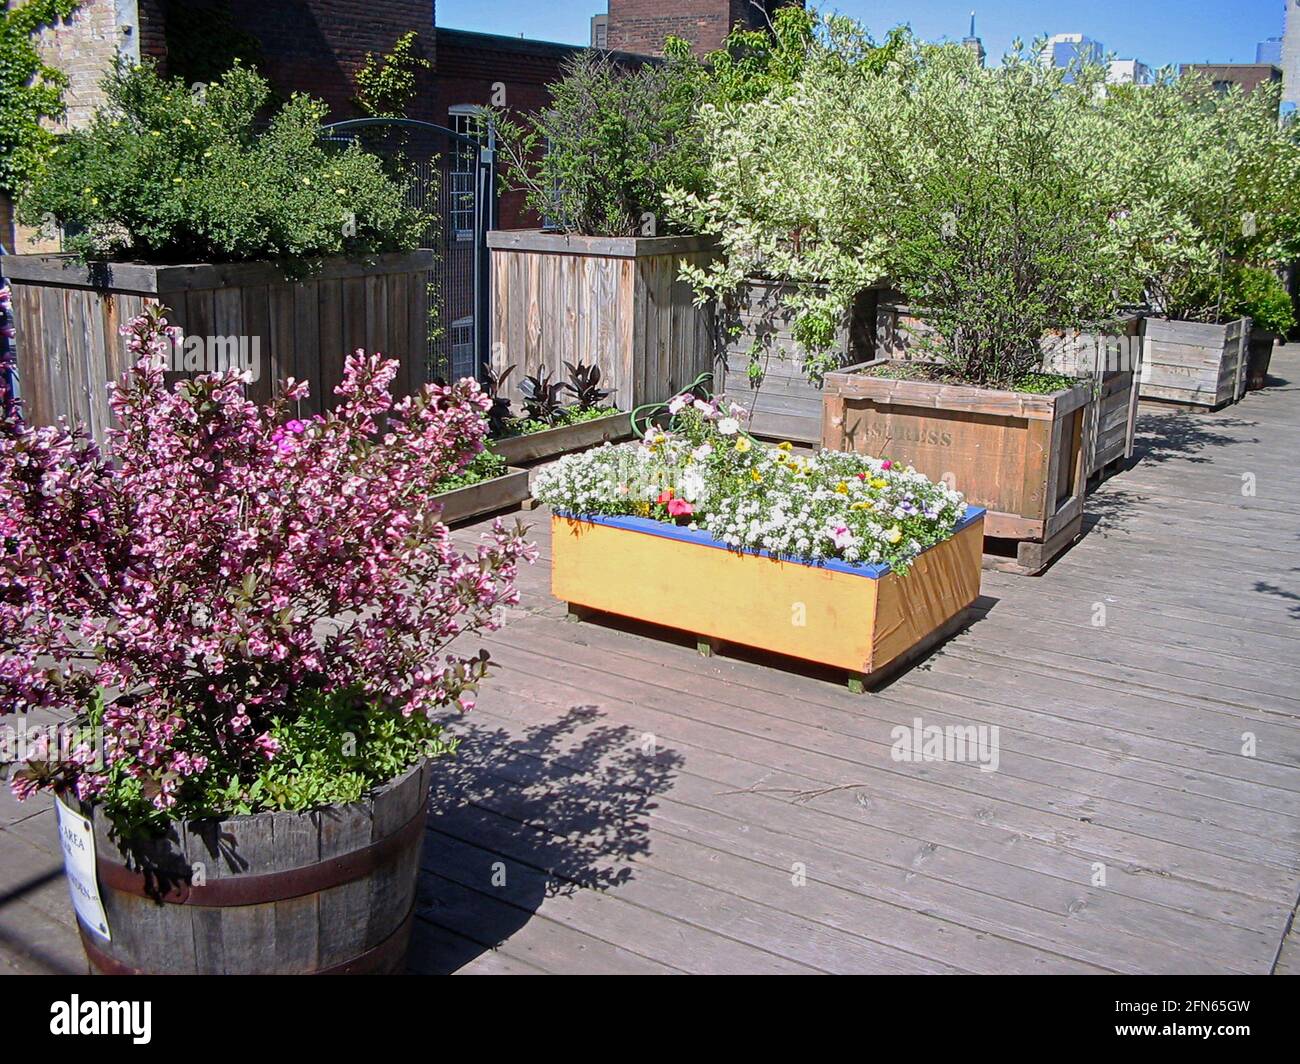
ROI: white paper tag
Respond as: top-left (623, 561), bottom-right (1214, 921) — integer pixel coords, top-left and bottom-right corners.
top-left (55, 797), bottom-right (111, 942)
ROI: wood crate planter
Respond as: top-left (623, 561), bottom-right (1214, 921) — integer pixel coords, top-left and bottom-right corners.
top-left (1139, 317), bottom-right (1250, 408)
top-left (821, 360), bottom-right (1089, 575)
top-left (1246, 327), bottom-right (1277, 391)
top-left (489, 410), bottom-right (633, 466)
top-left (718, 279), bottom-right (877, 444)
top-left (552, 507), bottom-right (985, 690)
top-left (880, 294), bottom-right (1144, 482)
top-left (66, 760), bottom-right (431, 975)
top-left (487, 230), bottom-right (715, 412)
top-left (434, 467), bottom-right (530, 526)
top-left (1041, 315), bottom-right (1144, 481)
top-left (3, 251), bottom-right (435, 440)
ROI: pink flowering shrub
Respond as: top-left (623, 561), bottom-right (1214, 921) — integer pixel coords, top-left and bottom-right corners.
top-left (1, 304), bottom-right (534, 825)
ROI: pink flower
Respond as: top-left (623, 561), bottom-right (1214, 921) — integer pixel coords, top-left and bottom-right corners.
top-left (829, 524), bottom-right (856, 549)
top-left (880, 460), bottom-right (893, 471)
top-left (667, 497), bottom-right (694, 517)
top-left (0, 304), bottom-right (535, 812)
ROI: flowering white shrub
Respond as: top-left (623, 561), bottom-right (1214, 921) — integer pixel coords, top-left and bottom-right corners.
top-left (534, 393), bottom-right (967, 573)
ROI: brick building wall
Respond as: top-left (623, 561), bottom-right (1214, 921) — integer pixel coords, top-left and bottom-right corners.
top-left (1180, 63), bottom-right (1283, 95)
top-left (606, 0), bottom-right (778, 57)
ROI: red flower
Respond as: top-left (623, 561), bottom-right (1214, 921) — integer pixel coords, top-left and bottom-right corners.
top-left (657, 488), bottom-right (674, 505)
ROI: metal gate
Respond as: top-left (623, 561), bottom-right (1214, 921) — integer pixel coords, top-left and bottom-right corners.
top-left (321, 117), bottom-right (495, 383)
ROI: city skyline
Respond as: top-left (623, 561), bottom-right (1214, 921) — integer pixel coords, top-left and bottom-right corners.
top-left (437, 0), bottom-right (1287, 71)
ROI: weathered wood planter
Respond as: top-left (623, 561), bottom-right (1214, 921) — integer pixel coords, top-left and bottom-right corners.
top-left (1139, 317), bottom-right (1250, 408)
top-left (717, 279), bottom-right (877, 444)
top-left (879, 294), bottom-right (1143, 482)
top-left (435, 467), bottom-right (530, 526)
top-left (487, 230), bottom-right (715, 412)
top-left (1247, 327), bottom-right (1277, 391)
top-left (3, 251), bottom-right (435, 439)
top-left (489, 411), bottom-right (633, 466)
top-left (1041, 315), bottom-right (1144, 481)
top-left (821, 361), bottom-right (1089, 575)
top-left (552, 508), bottom-right (985, 689)
top-left (67, 760), bottom-right (432, 975)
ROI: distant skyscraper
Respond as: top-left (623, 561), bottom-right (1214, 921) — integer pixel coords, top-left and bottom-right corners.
top-left (1257, 36), bottom-right (1283, 65)
top-left (1040, 33), bottom-right (1105, 81)
top-left (962, 10), bottom-right (986, 67)
top-left (1283, 1), bottom-right (1300, 107)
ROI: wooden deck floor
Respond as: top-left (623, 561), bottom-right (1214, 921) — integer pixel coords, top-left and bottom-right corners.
top-left (4, 353), bottom-right (1299, 975)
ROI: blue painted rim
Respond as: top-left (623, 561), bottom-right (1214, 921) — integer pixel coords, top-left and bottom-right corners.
top-left (553, 506), bottom-right (986, 580)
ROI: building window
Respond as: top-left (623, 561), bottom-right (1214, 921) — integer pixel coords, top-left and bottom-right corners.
top-left (448, 106), bottom-right (482, 241)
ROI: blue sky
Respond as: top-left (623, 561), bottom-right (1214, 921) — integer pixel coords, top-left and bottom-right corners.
top-left (436, 0), bottom-right (1288, 70)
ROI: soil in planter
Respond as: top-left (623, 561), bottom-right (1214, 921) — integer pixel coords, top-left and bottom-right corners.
top-left (861, 362), bottom-right (1077, 395)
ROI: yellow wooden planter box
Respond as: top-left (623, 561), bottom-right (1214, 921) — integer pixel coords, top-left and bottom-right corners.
top-left (551, 508), bottom-right (985, 688)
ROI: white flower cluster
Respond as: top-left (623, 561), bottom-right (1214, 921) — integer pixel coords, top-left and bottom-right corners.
top-left (534, 418), bottom-right (967, 573)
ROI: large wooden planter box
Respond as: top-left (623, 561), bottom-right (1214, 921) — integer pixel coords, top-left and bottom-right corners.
top-left (435, 467), bottom-right (530, 526)
top-left (552, 508), bottom-right (985, 687)
top-left (1041, 315), bottom-right (1144, 480)
top-left (487, 230), bottom-right (715, 413)
top-left (821, 360), bottom-right (1089, 571)
top-left (3, 251), bottom-right (435, 440)
top-left (879, 294), bottom-right (1144, 481)
top-left (66, 760), bottom-right (431, 974)
top-left (489, 410), bottom-right (633, 466)
top-left (717, 279), bottom-right (877, 444)
top-left (1139, 317), bottom-right (1250, 407)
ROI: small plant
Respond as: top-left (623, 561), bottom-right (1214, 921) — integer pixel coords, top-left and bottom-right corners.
top-left (483, 362), bottom-right (516, 435)
top-left (1232, 265), bottom-right (1295, 337)
top-left (353, 30), bottom-right (430, 119)
top-left (563, 361), bottom-right (612, 411)
top-left (519, 366), bottom-right (565, 425)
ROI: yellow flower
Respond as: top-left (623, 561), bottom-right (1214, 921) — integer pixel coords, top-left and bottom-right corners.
top-left (870, 478), bottom-right (888, 489)
top-left (302, 177), bottom-right (311, 186)
top-left (834, 481), bottom-right (849, 494)
top-left (90, 197), bottom-right (99, 206)
top-left (150, 130), bottom-right (161, 137)
top-left (852, 501), bottom-right (873, 511)
top-left (886, 526), bottom-right (903, 545)
top-left (778, 441), bottom-right (793, 452)
top-left (750, 469), bottom-right (762, 483)
top-left (734, 437), bottom-right (752, 453)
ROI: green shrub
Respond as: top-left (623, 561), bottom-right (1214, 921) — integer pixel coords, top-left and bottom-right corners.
top-left (18, 59), bottom-right (425, 266)
top-left (1232, 265), bottom-right (1295, 335)
top-left (493, 42), bottom-right (708, 236)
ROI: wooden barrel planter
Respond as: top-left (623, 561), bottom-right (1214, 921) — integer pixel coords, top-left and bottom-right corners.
top-left (822, 361), bottom-right (1089, 575)
top-left (717, 279), bottom-right (877, 444)
top-left (68, 759), bottom-right (432, 975)
top-left (1139, 317), bottom-right (1250, 408)
top-left (3, 251), bottom-right (435, 441)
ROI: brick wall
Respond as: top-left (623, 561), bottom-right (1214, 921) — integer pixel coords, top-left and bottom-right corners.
top-left (606, 0), bottom-right (776, 57)
top-left (213, 1), bottom-right (435, 119)
top-left (27, 0), bottom-right (132, 132)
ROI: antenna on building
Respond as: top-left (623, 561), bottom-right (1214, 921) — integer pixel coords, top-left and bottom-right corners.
top-left (970, 11), bottom-right (977, 40)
